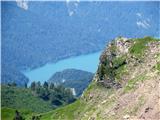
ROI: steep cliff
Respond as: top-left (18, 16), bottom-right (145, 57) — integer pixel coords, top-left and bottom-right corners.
top-left (37, 37), bottom-right (160, 120)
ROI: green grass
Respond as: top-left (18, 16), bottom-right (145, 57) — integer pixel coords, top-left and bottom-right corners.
top-left (156, 62), bottom-right (160, 71)
top-left (112, 55), bottom-right (126, 68)
top-left (115, 65), bottom-right (128, 82)
top-left (112, 55), bottom-right (128, 82)
top-left (123, 74), bottom-right (147, 93)
top-left (83, 81), bottom-right (97, 96)
top-left (2, 107), bottom-right (16, 120)
top-left (39, 99), bottom-right (86, 120)
top-left (1, 107), bottom-right (33, 120)
top-left (1, 85), bottom-right (53, 113)
top-left (129, 37), bottom-right (157, 57)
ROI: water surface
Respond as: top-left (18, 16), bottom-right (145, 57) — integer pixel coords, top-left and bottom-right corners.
top-left (23, 52), bottom-right (101, 84)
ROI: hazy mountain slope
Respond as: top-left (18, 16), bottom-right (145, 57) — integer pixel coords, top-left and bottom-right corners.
top-left (2, 2), bottom-right (159, 70)
top-left (39, 37), bottom-right (160, 120)
top-left (1, 65), bottom-right (29, 87)
top-left (48, 69), bottom-right (93, 96)
top-left (2, 1), bottom-right (159, 89)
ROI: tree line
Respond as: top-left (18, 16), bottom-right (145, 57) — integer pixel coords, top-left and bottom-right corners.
top-left (30, 81), bottom-right (76, 107)
top-left (6, 81), bottom-right (76, 107)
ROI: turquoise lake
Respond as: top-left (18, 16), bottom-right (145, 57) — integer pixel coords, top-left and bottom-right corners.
top-left (23, 52), bottom-right (101, 84)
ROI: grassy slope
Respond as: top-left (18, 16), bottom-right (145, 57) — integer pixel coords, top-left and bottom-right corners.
top-left (38, 37), bottom-right (160, 120)
top-left (129, 37), bottom-right (157, 57)
top-left (2, 108), bottom-right (16, 120)
top-left (2, 107), bottom-right (33, 120)
top-left (1, 85), bottom-right (53, 114)
top-left (37, 81), bottom-right (117, 120)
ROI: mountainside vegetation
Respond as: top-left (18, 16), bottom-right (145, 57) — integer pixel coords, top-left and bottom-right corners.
top-left (1, 85), bottom-right (52, 113)
top-left (2, 82), bottom-right (76, 120)
top-left (48, 69), bottom-right (93, 96)
top-left (30, 81), bottom-right (76, 107)
top-left (2, 107), bottom-right (33, 120)
top-left (37, 36), bottom-right (160, 120)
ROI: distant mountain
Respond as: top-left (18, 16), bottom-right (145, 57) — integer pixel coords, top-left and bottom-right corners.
top-left (2, 1), bottom-right (159, 71)
top-left (2, 2), bottom-right (159, 88)
top-left (1, 65), bottom-right (29, 87)
top-left (48, 69), bottom-right (94, 96)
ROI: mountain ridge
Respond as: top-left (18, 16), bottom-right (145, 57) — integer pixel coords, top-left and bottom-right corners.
top-left (38, 36), bottom-right (160, 120)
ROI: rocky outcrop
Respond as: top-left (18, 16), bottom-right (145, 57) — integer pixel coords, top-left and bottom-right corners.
top-left (96, 37), bottom-right (160, 90)
top-left (97, 37), bottom-right (133, 89)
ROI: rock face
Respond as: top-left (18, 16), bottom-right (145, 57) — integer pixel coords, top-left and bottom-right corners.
top-left (97, 37), bottom-right (133, 89)
top-left (39, 37), bottom-right (160, 120)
